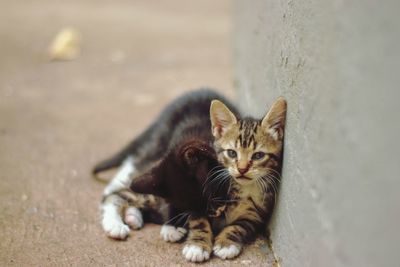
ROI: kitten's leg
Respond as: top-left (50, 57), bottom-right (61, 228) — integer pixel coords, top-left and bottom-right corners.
top-left (103, 156), bottom-right (135, 196)
top-left (182, 216), bottom-right (213, 262)
top-left (213, 226), bottom-right (243, 259)
top-left (124, 206), bottom-right (143, 230)
top-left (160, 210), bottom-right (188, 242)
top-left (101, 192), bottom-right (150, 239)
top-left (101, 194), bottom-right (131, 239)
top-left (213, 218), bottom-right (260, 259)
top-left (118, 189), bottom-right (166, 229)
top-left (101, 157), bottom-right (144, 238)
top-left (160, 225), bottom-right (187, 242)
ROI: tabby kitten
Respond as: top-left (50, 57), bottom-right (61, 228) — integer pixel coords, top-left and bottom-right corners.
top-left (208, 97), bottom-right (286, 260)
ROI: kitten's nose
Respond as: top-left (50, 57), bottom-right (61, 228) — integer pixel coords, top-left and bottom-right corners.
top-left (238, 167), bottom-right (248, 175)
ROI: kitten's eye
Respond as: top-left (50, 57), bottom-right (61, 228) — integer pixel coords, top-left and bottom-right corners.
top-left (226, 149), bottom-right (237, 158)
top-left (252, 152), bottom-right (266, 160)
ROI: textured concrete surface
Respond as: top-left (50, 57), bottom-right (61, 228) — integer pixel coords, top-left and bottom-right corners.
top-left (0, 0), bottom-right (274, 266)
top-left (234, 0), bottom-right (400, 266)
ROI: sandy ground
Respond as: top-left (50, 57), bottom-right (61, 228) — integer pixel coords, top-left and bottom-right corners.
top-left (0, 0), bottom-right (275, 266)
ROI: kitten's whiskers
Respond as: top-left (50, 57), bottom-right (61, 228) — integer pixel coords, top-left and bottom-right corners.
top-left (164, 212), bottom-right (190, 226)
top-left (260, 172), bottom-right (280, 209)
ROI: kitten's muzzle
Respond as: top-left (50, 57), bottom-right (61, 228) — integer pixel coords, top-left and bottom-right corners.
top-left (236, 175), bottom-right (252, 181)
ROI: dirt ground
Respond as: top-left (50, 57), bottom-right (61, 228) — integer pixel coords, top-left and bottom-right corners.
top-left (0, 1), bottom-right (275, 266)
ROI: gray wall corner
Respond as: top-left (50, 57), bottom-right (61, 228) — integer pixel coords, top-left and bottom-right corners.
top-left (233, 0), bottom-right (400, 266)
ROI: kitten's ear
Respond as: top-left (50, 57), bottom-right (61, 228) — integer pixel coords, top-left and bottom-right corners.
top-left (261, 97), bottom-right (287, 141)
top-left (130, 168), bottom-right (164, 196)
top-left (181, 142), bottom-right (216, 185)
top-left (182, 141), bottom-right (216, 166)
top-left (210, 100), bottom-right (237, 138)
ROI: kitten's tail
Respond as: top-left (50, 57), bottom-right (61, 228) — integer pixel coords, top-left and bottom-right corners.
top-left (91, 154), bottom-right (125, 184)
top-left (92, 141), bottom-right (137, 179)
top-left (92, 153), bottom-right (125, 175)
top-left (92, 153), bottom-right (130, 184)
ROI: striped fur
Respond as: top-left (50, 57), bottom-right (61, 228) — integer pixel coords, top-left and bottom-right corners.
top-left (182, 216), bottom-right (213, 261)
top-left (210, 97), bottom-right (286, 259)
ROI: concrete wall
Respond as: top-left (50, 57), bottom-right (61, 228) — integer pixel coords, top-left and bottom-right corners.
top-left (233, 1), bottom-right (400, 266)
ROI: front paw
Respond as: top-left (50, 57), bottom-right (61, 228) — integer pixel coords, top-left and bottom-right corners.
top-left (213, 243), bottom-right (242, 260)
top-left (102, 219), bottom-right (130, 240)
top-left (160, 225), bottom-right (187, 242)
top-left (124, 207), bottom-right (143, 230)
top-left (182, 244), bottom-right (210, 262)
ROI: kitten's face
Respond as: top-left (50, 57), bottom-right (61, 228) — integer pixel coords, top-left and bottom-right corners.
top-left (210, 98), bottom-right (286, 185)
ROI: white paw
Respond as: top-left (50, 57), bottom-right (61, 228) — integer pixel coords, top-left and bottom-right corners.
top-left (102, 202), bottom-right (130, 239)
top-left (213, 244), bottom-right (241, 259)
top-left (102, 218), bottom-right (130, 239)
top-left (160, 225), bottom-right (187, 242)
top-left (124, 207), bottom-right (143, 230)
top-left (182, 244), bottom-right (210, 262)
